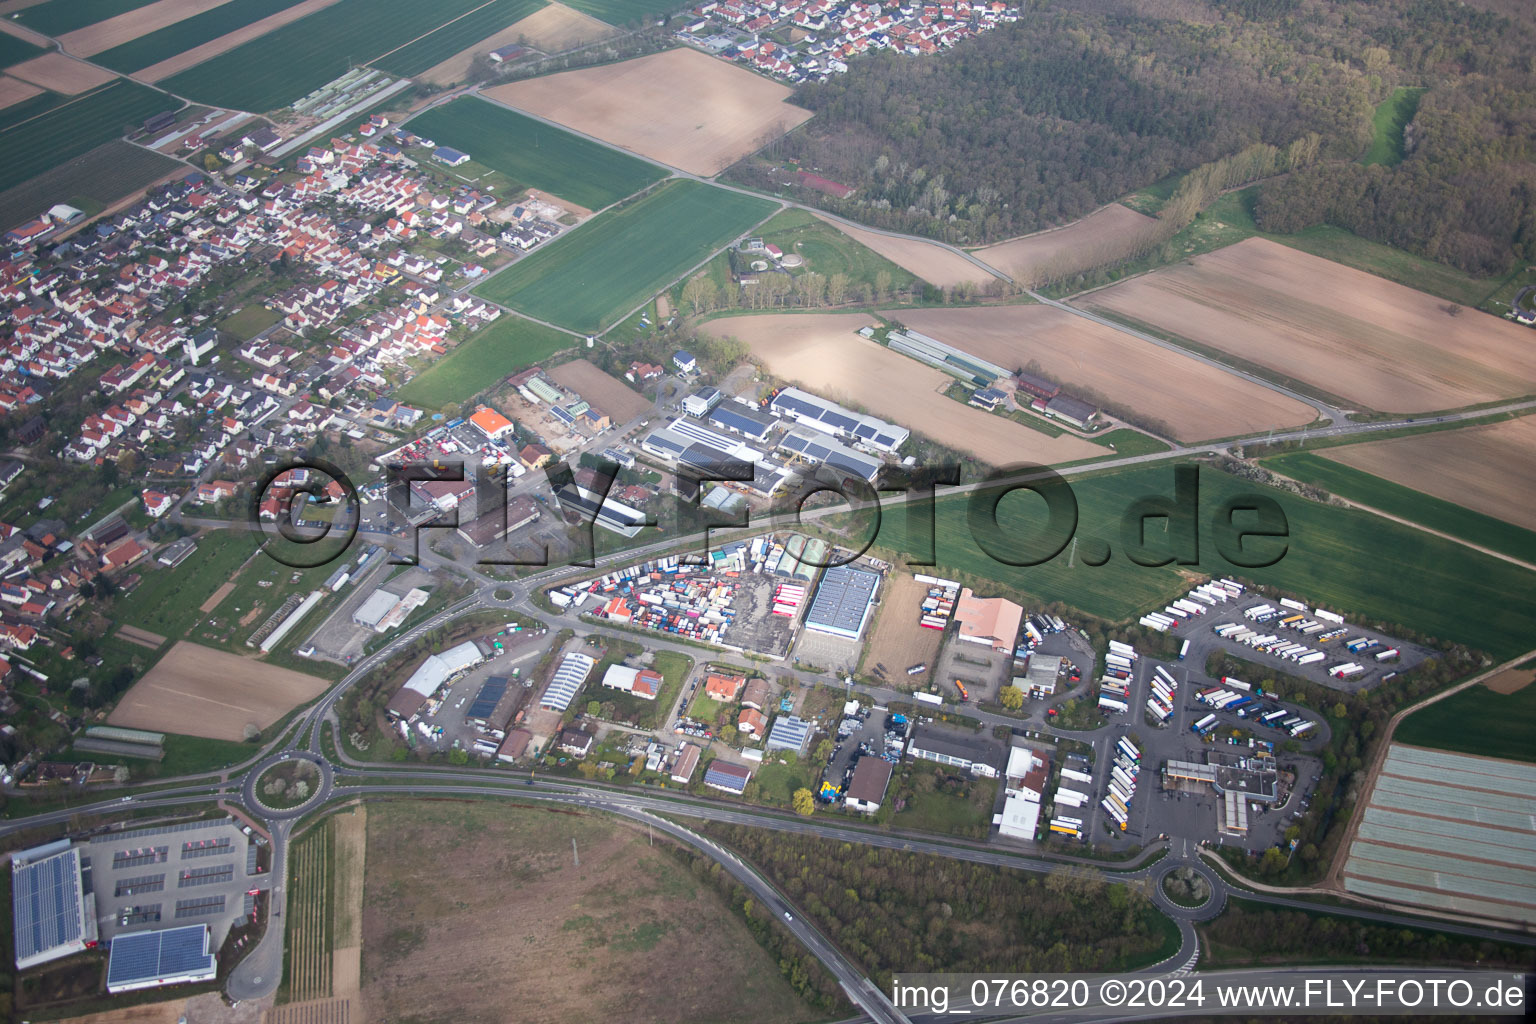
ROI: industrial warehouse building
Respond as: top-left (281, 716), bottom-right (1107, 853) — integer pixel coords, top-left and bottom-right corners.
top-left (387, 641), bottom-right (485, 718)
top-left (457, 495), bottom-right (540, 548)
top-left (844, 757), bottom-right (893, 814)
top-left (704, 760), bottom-right (752, 794)
top-left (769, 387), bottom-right (909, 453)
top-left (997, 746), bottom-right (1049, 840)
top-left (803, 565), bottom-right (881, 640)
top-left (353, 587), bottom-right (429, 632)
top-left (542, 652), bottom-right (597, 711)
top-left (777, 428), bottom-right (882, 483)
top-left (908, 725), bottom-right (1004, 778)
top-left (105, 924), bottom-right (217, 993)
top-left (11, 840), bottom-right (94, 969)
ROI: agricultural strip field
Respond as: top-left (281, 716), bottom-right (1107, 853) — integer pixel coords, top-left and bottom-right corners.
top-left (756, 208), bottom-right (915, 292)
top-left (0, 75), bottom-right (44, 110)
top-left (1394, 684), bottom-right (1536, 764)
top-left (868, 461), bottom-right (1536, 657)
top-left (107, 640), bottom-right (329, 740)
top-left (371, 0), bottom-right (545, 78)
top-left (1344, 746), bottom-right (1536, 924)
top-left (159, 0), bottom-right (491, 112)
top-left (547, 357), bottom-right (649, 421)
top-left (361, 800), bottom-right (820, 1024)
top-left (407, 96), bottom-right (665, 211)
top-left (5, 52), bottom-right (119, 93)
top-left (707, 312), bottom-right (1107, 466)
top-left (285, 815), bottom-right (334, 1003)
top-left (1086, 237), bottom-right (1536, 413)
top-left (394, 315), bottom-right (573, 409)
top-left (0, 139), bottom-right (179, 229)
top-left (0, 28), bottom-right (44, 67)
top-left (90, 0), bottom-right (314, 74)
top-left (483, 47), bottom-right (813, 176)
top-left (0, 84), bottom-right (61, 127)
top-left (814, 212), bottom-right (986, 290)
top-left (560, 0), bottom-right (679, 23)
top-left (1264, 450), bottom-right (1536, 564)
top-left (16, 0), bottom-right (161, 36)
top-left (477, 179), bottom-right (777, 333)
top-left (0, 79), bottom-right (178, 192)
top-left (133, 0), bottom-right (337, 82)
top-left (1311, 415), bottom-right (1536, 533)
top-left (973, 204), bottom-right (1160, 284)
top-left (895, 304), bottom-right (1317, 442)
top-left (57, 0), bottom-right (239, 56)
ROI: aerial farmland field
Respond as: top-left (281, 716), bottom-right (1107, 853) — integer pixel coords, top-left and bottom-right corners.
top-left (90, 0), bottom-right (314, 74)
top-left (0, 79), bottom-right (177, 192)
top-left (395, 315), bottom-right (574, 409)
top-left (560, 0), bottom-right (681, 24)
top-left (56, 0), bottom-right (239, 56)
top-left (0, 139), bottom-right (181, 230)
top-left (0, 30), bottom-right (45, 68)
top-left (973, 204), bottom-right (1160, 285)
top-left (16, 0), bottom-right (161, 36)
top-left (484, 47), bottom-right (813, 175)
top-left (1086, 237), bottom-right (1536, 413)
top-left (407, 97), bottom-right (665, 211)
top-left (870, 461), bottom-right (1536, 658)
top-left (477, 179), bottom-right (777, 333)
top-left (371, 0), bottom-right (546, 77)
top-left (159, 0), bottom-right (488, 111)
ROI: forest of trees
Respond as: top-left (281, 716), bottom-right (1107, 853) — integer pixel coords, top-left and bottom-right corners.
top-left (701, 824), bottom-right (1171, 983)
top-left (739, 0), bottom-right (1535, 275)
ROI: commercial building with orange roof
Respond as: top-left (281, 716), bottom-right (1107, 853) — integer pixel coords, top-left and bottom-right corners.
top-left (954, 587), bottom-right (1024, 653)
top-left (468, 405), bottom-right (514, 439)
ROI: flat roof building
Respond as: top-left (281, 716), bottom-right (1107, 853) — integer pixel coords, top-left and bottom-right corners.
top-left (106, 924), bottom-right (216, 994)
top-left (11, 841), bottom-right (94, 970)
top-left (353, 589), bottom-right (400, 630)
top-left (803, 564), bottom-right (880, 640)
top-left (601, 664), bottom-right (661, 700)
top-left (908, 724), bottom-right (1004, 778)
top-left (769, 386), bottom-right (908, 453)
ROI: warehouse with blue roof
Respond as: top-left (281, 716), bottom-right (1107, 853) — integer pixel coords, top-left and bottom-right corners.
top-left (106, 924), bottom-right (217, 993)
top-left (803, 564), bottom-right (881, 640)
top-left (769, 387), bottom-right (909, 453)
top-left (11, 840), bottom-right (95, 970)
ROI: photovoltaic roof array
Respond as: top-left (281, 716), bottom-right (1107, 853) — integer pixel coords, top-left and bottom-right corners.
top-left (106, 924), bottom-right (215, 990)
top-left (468, 677), bottom-right (509, 720)
top-left (12, 848), bottom-right (85, 965)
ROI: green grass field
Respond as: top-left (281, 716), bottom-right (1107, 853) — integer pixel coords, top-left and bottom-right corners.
top-left (1263, 452), bottom-right (1536, 565)
top-left (116, 531), bottom-right (259, 641)
top-left (406, 97), bottom-right (665, 210)
top-left (1394, 683), bottom-right (1536, 763)
top-left (16, 0), bottom-right (158, 35)
top-left (372, 0), bottom-right (547, 77)
top-left (160, 0), bottom-right (489, 112)
top-left (1090, 428), bottom-right (1169, 457)
top-left (1362, 86), bottom-right (1425, 167)
top-left (218, 303), bottom-right (282, 342)
top-left (395, 315), bottom-right (573, 408)
top-left (561, 0), bottom-right (682, 25)
top-left (0, 80), bottom-right (178, 193)
top-left (0, 31), bottom-right (45, 68)
top-left (92, 0), bottom-right (312, 74)
top-left (477, 180), bottom-right (777, 333)
top-left (756, 207), bottom-right (914, 290)
top-left (871, 462), bottom-right (1536, 658)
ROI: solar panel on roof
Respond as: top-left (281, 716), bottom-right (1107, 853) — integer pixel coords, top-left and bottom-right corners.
top-left (106, 925), bottom-right (215, 990)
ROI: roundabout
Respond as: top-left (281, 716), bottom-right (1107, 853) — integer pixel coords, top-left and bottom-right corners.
top-left (1150, 858), bottom-right (1225, 921)
top-left (244, 751), bottom-right (334, 818)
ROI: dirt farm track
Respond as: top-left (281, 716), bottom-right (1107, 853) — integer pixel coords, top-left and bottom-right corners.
top-left (704, 312), bottom-right (1104, 466)
top-left (1087, 237), bottom-right (1536, 413)
top-left (896, 304), bottom-right (1317, 442)
top-left (107, 641), bottom-right (328, 741)
top-left (483, 48), bottom-right (814, 176)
